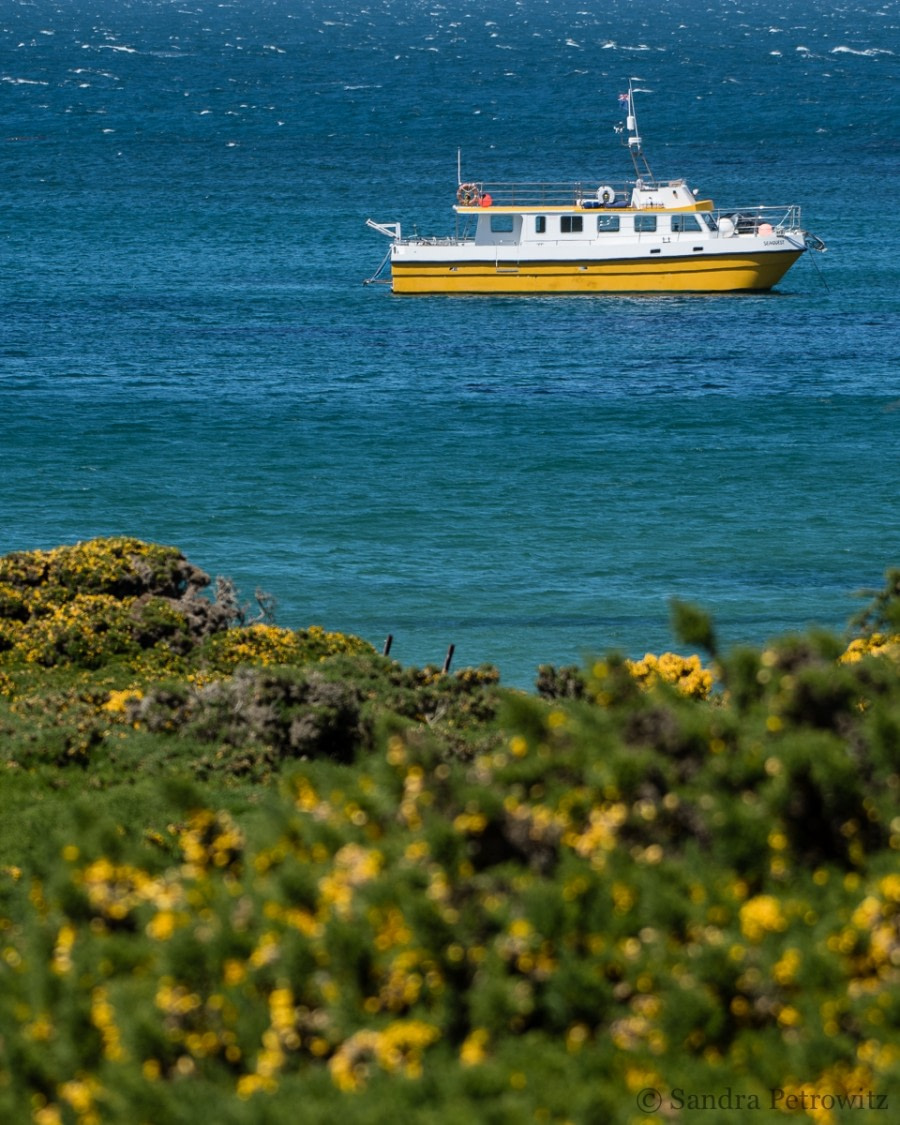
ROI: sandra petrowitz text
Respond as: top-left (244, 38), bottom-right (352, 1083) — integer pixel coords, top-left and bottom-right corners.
top-left (634, 1087), bottom-right (888, 1113)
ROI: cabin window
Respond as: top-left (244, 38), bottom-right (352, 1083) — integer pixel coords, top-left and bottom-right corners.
top-left (670, 214), bottom-right (702, 233)
top-left (634, 215), bottom-right (657, 233)
top-left (535, 216), bottom-right (546, 234)
top-left (490, 214), bottom-right (514, 233)
top-left (560, 215), bottom-right (583, 234)
top-left (597, 215), bottom-right (620, 233)
top-left (700, 213), bottom-right (717, 230)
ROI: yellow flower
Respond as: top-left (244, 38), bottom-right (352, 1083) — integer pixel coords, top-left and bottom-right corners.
top-left (773, 947), bottom-right (802, 985)
top-left (25, 1014), bottom-right (55, 1042)
top-left (328, 1022), bottom-right (439, 1091)
top-left (33, 1106), bottom-right (63, 1125)
top-left (460, 1028), bottom-right (489, 1066)
top-left (508, 918), bottom-right (532, 939)
top-left (777, 1004), bottom-right (802, 1028)
top-left (374, 1020), bottom-right (440, 1078)
top-left (840, 633), bottom-right (900, 663)
top-left (146, 910), bottom-right (178, 941)
top-left (739, 895), bottom-right (787, 942)
top-left (564, 802), bottom-right (627, 863)
top-left (329, 1030), bottom-right (380, 1092)
top-left (223, 959), bottom-right (247, 986)
top-left (879, 874), bottom-right (900, 902)
top-left (51, 924), bottom-right (77, 975)
top-left (91, 987), bottom-right (125, 1061)
top-left (102, 688), bottom-right (143, 714)
top-left (59, 1076), bottom-right (100, 1114)
top-left (452, 811), bottom-right (488, 835)
top-left (625, 652), bottom-right (714, 699)
top-left (236, 1073), bottom-right (276, 1099)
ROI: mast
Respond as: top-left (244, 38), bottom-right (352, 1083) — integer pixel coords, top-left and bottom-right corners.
top-left (620, 80), bottom-right (654, 183)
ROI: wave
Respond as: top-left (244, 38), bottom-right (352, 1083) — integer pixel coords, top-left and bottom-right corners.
top-left (831, 45), bottom-right (894, 57)
top-left (598, 41), bottom-right (655, 52)
top-left (89, 44), bottom-right (138, 54)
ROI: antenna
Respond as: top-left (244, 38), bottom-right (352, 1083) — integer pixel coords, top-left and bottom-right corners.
top-left (622, 81), bottom-right (654, 182)
top-left (457, 148), bottom-right (462, 186)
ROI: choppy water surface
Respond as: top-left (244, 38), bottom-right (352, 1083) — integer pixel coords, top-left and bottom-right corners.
top-left (3, 0), bottom-right (899, 684)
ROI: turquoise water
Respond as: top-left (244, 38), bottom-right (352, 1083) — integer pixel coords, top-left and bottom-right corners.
top-left (3, 0), bottom-right (899, 686)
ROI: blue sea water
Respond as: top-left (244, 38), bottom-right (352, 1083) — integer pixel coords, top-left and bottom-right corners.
top-left (2, 0), bottom-right (899, 687)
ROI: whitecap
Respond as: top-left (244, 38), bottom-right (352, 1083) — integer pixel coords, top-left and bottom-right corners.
top-left (2, 76), bottom-right (49, 85)
top-left (831, 45), bottom-right (894, 56)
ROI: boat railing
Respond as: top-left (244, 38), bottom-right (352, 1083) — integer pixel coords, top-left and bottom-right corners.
top-left (713, 204), bottom-right (803, 234)
top-left (462, 181), bottom-right (631, 207)
top-left (410, 235), bottom-right (474, 246)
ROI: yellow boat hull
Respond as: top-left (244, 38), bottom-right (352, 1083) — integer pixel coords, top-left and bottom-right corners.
top-left (391, 251), bottom-right (803, 294)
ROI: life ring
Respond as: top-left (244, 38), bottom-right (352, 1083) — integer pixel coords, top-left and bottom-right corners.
top-left (596, 185), bottom-right (616, 205)
top-left (456, 182), bottom-right (481, 206)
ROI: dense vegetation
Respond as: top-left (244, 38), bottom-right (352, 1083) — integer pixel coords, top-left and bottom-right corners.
top-left (1, 539), bottom-right (899, 1124)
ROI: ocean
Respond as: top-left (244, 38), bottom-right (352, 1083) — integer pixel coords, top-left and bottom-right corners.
top-left (3, 0), bottom-right (899, 688)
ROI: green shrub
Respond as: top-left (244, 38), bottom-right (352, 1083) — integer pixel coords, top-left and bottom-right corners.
top-left (2, 547), bottom-right (900, 1121)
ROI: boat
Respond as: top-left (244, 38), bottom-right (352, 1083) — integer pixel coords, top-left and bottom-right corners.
top-left (365, 84), bottom-right (826, 295)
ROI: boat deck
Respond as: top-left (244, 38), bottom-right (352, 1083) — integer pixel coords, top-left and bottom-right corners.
top-left (455, 178), bottom-right (704, 211)
top-left (458, 180), bottom-right (632, 208)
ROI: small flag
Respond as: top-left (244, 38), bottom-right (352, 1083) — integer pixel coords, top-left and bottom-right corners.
top-left (618, 92), bottom-right (629, 107)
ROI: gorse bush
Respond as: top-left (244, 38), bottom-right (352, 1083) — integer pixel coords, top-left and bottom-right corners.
top-left (1, 539), bottom-right (899, 1123)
